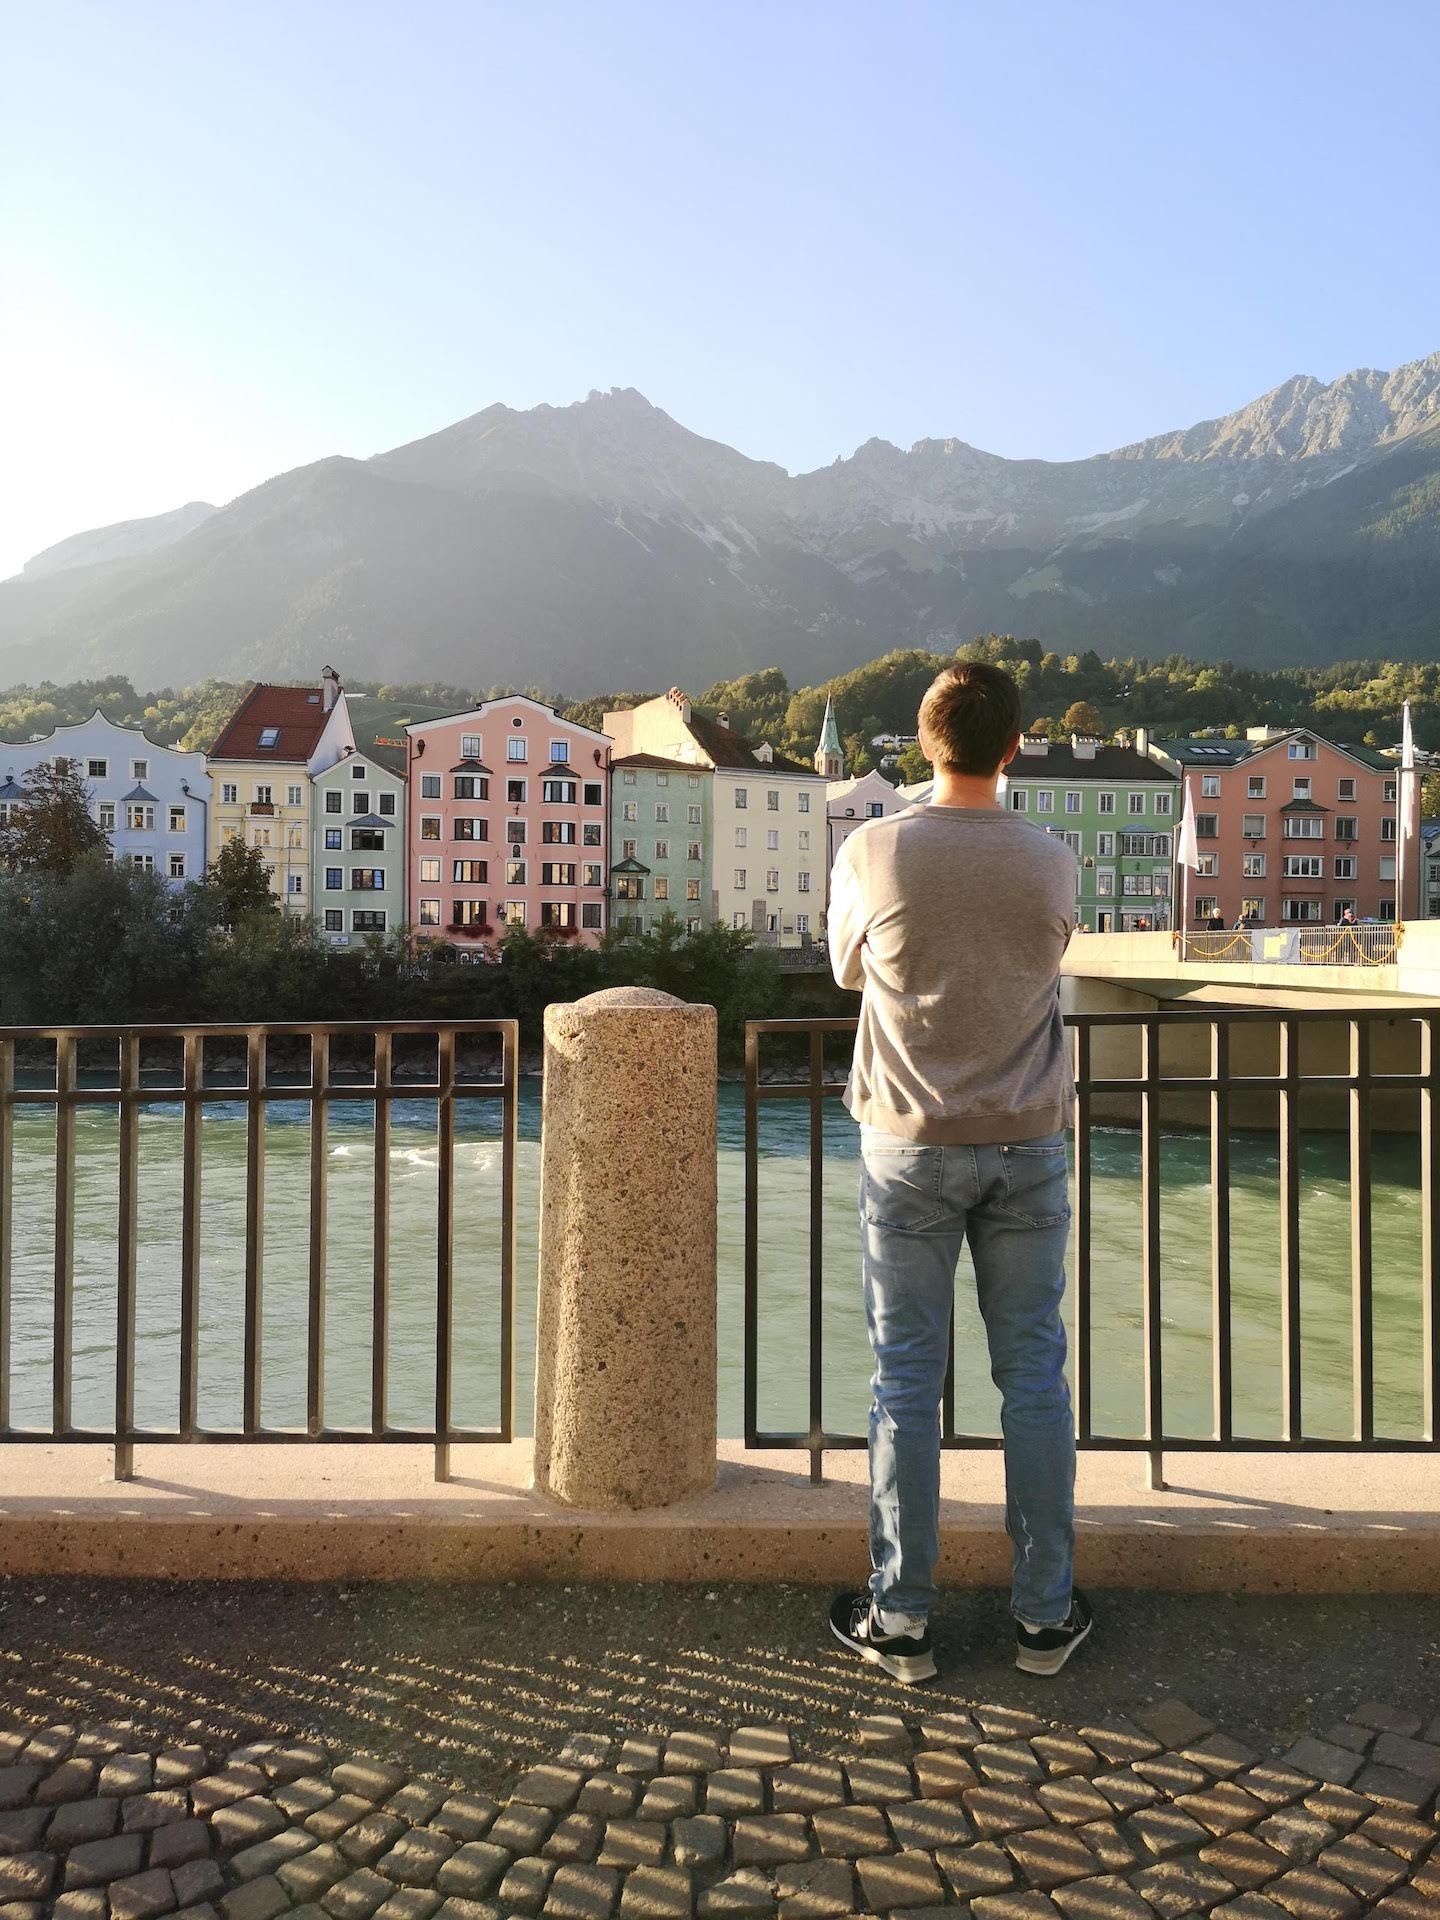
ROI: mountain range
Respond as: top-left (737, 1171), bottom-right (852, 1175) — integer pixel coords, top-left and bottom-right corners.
top-left (4, 354), bottom-right (1439, 693)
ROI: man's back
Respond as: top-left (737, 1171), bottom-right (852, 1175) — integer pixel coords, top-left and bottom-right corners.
top-left (829, 803), bottom-right (1076, 1144)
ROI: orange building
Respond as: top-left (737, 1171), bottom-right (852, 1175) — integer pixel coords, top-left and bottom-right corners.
top-left (1151, 727), bottom-right (1421, 927)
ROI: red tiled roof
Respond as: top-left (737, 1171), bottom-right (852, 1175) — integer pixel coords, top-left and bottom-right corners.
top-left (684, 711), bottom-right (815, 776)
top-left (209, 684), bottom-right (338, 763)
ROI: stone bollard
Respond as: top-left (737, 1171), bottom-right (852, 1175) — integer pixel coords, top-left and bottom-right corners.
top-left (533, 987), bottom-right (718, 1508)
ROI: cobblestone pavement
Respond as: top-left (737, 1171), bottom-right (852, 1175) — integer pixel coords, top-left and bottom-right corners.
top-left (5, 1698), bottom-right (1440, 1920)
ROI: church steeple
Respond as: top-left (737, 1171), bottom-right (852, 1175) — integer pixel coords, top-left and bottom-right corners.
top-left (815, 696), bottom-right (844, 779)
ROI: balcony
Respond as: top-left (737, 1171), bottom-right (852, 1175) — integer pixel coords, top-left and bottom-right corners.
top-left (248, 802), bottom-right (275, 816)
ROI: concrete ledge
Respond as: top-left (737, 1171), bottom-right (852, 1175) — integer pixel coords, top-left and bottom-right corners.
top-left (0, 1442), bottom-right (1436, 1591)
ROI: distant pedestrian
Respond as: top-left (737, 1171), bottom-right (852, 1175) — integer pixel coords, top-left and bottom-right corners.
top-left (826, 661), bottom-right (1090, 1686)
top-left (1206, 907), bottom-right (1226, 932)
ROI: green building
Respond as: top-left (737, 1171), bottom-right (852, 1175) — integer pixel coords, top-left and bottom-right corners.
top-left (1003, 735), bottom-right (1180, 931)
top-left (609, 752), bottom-right (714, 933)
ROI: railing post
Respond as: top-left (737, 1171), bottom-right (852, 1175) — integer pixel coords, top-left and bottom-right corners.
top-left (533, 988), bottom-right (717, 1508)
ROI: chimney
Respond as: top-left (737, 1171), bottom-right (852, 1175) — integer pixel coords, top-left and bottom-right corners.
top-left (665, 686), bottom-right (693, 725)
top-left (1070, 735), bottom-right (1100, 761)
top-left (321, 665), bottom-right (341, 712)
top-left (716, 711), bottom-right (730, 730)
top-left (1135, 726), bottom-right (1150, 758)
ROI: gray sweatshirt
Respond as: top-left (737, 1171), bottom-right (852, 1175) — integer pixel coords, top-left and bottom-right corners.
top-left (828, 803), bottom-right (1076, 1144)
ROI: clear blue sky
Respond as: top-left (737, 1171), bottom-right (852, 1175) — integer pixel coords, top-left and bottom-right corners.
top-left (3, 0), bottom-right (1438, 577)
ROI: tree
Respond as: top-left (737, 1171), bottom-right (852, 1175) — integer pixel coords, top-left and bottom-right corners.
top-left (895, 743), bottom-right (930, 786)
top-left (198, 838), bottom-right (278, 925)
top-left (1421, 771), bottom-right (1440, 821)
top-left (1061, 700), bottom-right (1104, 738)
top-left (0, 759), bottom-right (108, 875)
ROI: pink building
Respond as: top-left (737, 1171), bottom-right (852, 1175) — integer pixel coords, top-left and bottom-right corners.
top-left (404, 696), bottom-right (611, 949)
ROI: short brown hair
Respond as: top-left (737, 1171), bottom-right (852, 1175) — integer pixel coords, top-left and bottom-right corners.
top-left (918, 662), bottom-right (1023, 775)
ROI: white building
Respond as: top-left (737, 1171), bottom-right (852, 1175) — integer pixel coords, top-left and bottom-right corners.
top-left (604, 689), bottom-right (828, 946)
top-left (0, 711), bottom-right (211, 885)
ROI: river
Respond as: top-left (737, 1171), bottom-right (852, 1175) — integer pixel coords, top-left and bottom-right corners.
top-left (3, 1084), bottom-right (1430, 1443)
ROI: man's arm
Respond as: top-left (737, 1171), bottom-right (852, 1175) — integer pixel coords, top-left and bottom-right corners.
top-left (827, 842), bottom-right (867, 990)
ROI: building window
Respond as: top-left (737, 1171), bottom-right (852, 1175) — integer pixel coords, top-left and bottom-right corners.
top-left (766, 829), bottom-right (779, 851)
top-left (1195, 896), bottom-right (1218, 918)
top-left (582, 902), bottom-right (603, 929)
top-left (1242, 815), bottom-right (1266, 837)
top-left (1282, 856), bottom-right (1323, 879)
top-left (164, 806), bottom-right (185, 833)
top-left (128, 852), bottom-right (154, 872)
top-left (687, 804), bottom-right (701, 825)
top-left (452, 817), bottom-right (486, 842)
top-left (1195, 813), bottom-right (1218, 837)
top-left (287, 874), bottom-right (303, 896)
top-left (582, 863), bottom-right (602, 886)
top-left (1381, 854), bottom-right (1397, 881)
top-left (583, 822), bottom-right (602, 846)
top-left (1127, 793), bottom-right (1145, 815)
top-left (254, 785), bottom-right (273, 806)
top-left (377, 793), bottom-right (395, 819)
top-left (688, 841), bottom-right (701, 861)
top-left (734, 788), bottom-right (748, 809)
top-left (796, 913), bottom-right (810, 934)
top-left (325, 868), bottom-right (343, 890)
top-left (1335, 815), bottom-right (1358, 840)
top-left (350, 868), bottom-right (385, 891)
top-left (419, 898), bottom-right (441, 926)
top-left (622, 840), bottom-right (636, 860)
top-left (502, 901), bottom-right (527, 928)
top-left (542, 902), bottom-right (577, 929)
top-left (542, 821), bottom-right (577, 844)
top-left (1201, 774), bottom-right (1220, 797)
top-left (453, 860), bottom-right (487, 884)
top-left (1241, 897), bottom-right (1265, 921)
top-left (798, 872), bottom-right (811, 892)
top-left (654, 877), bottom-right (669, 901)
top-left (584, 782), bottom-right (603, 805)
top-left (454, 775), bottom-right (488, 800)
top-left (766, 869), bottom-right (780, 892)
top-left (1036, 791), bottom-right (1054, 815)
top-left (615, 876), bottom-right (644, 901)
top-left (131, 759), bottom-right (150, 780)
top-left (87, 758), bottom-right (108, 778)
top-left (1098, 792), bottom-right (1116, 815)
top-left (542, 863), bottom-right (577, 886)
top-left (767, 790), bottom-right (779, 811)
top-left (507, 738), bottom-right (527, 762)
top-left (1284, 816), bottom-right (1323, 840)
top-left (127, 804), bottom-right (155, 831)
top-left (1243, 854), bottom-right (1266, 877)
top-left (1288, 739), bottom-right (1316, 760)
top-left (1292, 778), bottom-right (1311, 800)
top-left (544, 779), bottom-right (577, 804)
top-left (550, 741), bottom-right (568, 763)
top-left (797, 792), bottom-right (810, 814)
top-left (169, 853), bottom-right (186, 878)
top-left (1338, 778), bottom-right (1356, 801)
top-left (461, 734), bottom-right (481, 760)
top-left (1096, 832), bottom-right (1115, 857)
top-left (1196, 853), bottom-right (1218, 877)
top-left (1247, 776), bottom-right (1267, 799)
top-left (325, 910), bottom-right (344, 933)
top-left (352, 763), bottom-right (367, 780)
top-left (1065, 791), bottom-right (1081, 814)
top-left (734, 868), bottom-right (746, 890)
top-left (1381, 818), bottom-right (1397, 842)
top-left (622, 802), bottom-right (637, 822)
top-left (507, 860), bottom-right (527, 885)
top-left (1333, 856), bottom-right (1356, 880)
top-left (1281, 899), bottom-right (1322, 922)
top-left (1335, 897), bottom-right (1357, 919)
top-left (287, 785), bottom-right (303, 807)
top-left (353, 910), bottom-right (387, 933)
top-left (1010, 791), bottom-right (1028, 812)
top-left (1154, 792), bottom-right (1172, 816)
top-left (653, 801), bottom-right (669, 823)
top-left (325, 791), bottom-right (342, 814)
top-left (1062, 831), bottom-right (1082, 855)
top-left (798, 829), bottom-right (810, 849)
top-left (420, 857), bottom-right (441, 882)
top-left (654, 839), bottom-right (670, 861)
top-left (222, 783), bottom-right (238, 805)
top-left (686, 879), bottom-right (701, 903)
top-left (1097, 871), bottom-right (1114, 897)
top-left (732, 912), bottom-right (747, 930)
top-left (421, 774), bottom-right (441, 799)
top-left (325, 829), bottom-right (342, 850)
top-left (735, 826), bottom-right (747, 848)
top-left (507, 779), bottom-right (527, 804)
top-left (623, 770), bottom-right (637, 786)
top-left (97, 802), bottom-right (116, 832)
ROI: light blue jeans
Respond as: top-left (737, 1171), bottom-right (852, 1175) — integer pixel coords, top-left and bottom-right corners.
top-left (859, 1125), bottom-right (1075, 1625)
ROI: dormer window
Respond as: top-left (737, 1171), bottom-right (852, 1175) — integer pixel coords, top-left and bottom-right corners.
top-left (1287, 738), bottom-right (1316, 761)
top-left (257, 728), bottom-right (280, 750)
top-left (352, 763), bottom-right (367, 779)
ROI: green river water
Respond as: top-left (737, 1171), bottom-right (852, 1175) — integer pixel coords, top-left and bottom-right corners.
top-left (3, 1083), bottom-right (1431, 1443)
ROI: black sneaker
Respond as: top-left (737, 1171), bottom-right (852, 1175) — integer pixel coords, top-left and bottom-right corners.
top-left (1015, 1589), bottom-right (1094, 1675)
top-left (828, 1591), bottom-right (938, 1684)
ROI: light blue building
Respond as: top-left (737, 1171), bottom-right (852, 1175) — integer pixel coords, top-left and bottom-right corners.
top-left (0, 711), bottom-right (211, 885)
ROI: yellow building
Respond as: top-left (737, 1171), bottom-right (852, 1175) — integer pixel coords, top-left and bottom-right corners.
top-left (206, 669), bottom-right (355, 917)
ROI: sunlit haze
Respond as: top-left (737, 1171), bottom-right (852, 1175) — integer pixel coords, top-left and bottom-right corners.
top-left (2, 0), bottom-right (1438, 580)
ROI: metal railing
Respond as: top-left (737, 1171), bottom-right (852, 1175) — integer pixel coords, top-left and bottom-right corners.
top-left (0, 1021), bottom-right (518, 1481)
top-left (744, 1011), bottom-right (1440, 1483)
top-left (1179, 924), bottom-right (1402, 965)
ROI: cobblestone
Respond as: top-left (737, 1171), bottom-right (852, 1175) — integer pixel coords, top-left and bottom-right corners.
top-left (8, 1692), bottom-right (1440, 1920)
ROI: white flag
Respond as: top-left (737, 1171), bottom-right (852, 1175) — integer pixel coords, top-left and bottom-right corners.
top-left (1175, 782), bottom-right (1200, 869)
top-left (1402, 700), bottom-right (1416, 840)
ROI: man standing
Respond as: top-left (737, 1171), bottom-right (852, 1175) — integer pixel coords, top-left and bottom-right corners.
top-left (825, 662), bottom-right (1090, 1684)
